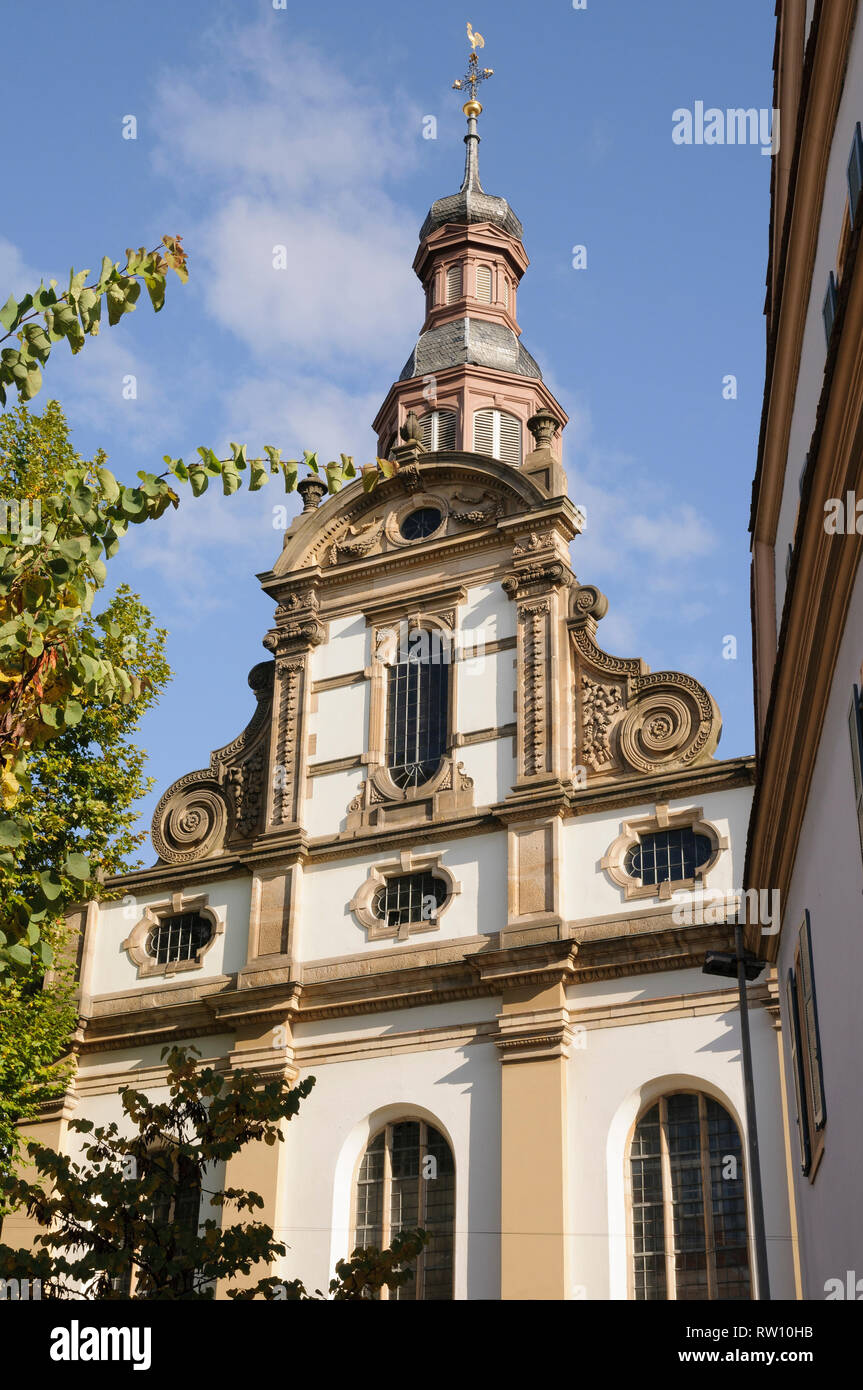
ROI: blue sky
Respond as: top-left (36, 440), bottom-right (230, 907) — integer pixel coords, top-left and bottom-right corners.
top-left (2, 0), bottom-right (774, 861)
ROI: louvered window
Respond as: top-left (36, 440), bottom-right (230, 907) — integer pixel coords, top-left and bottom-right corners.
top-left (355, 1121), bottom-right (455, 1300)
top-left (631, 1093), bottom-right (750, 1301)
top-left (475, 264), bottom-right (492, 303)
top-left (472, 408), bottom-right (522, 466)
top-left (445, 263), bottom-right (463, 304)
top-left (146, 912), bottom-right (212, 965)
top-left (418, 408), bottom-right (457, 452)
top-left (503, 275), bottom-right (510, 310)
top-left (787, 910), bottom-right (826, 1177)
top-left (386, 637), bottom-right (449, 788)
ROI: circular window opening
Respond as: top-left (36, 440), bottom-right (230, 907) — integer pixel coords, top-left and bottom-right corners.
top-left (399, 507), bottom-right (442, 541)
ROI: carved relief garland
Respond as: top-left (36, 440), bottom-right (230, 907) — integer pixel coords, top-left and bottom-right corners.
top-left (581, 676), bottom-right (623, 771)
top-left (519, 599), bottom-right (549, 777)
top-left (273, 657), bottom-right (305, 825)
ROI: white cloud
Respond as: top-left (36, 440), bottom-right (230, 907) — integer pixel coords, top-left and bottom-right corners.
top-left (150, 25), bottom-right (422, 369)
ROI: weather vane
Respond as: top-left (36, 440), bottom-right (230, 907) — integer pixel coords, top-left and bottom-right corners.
top-left (452, 22), bottom-right (493, 111)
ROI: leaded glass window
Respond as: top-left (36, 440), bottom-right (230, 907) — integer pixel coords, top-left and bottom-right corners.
top-left (386, 637), bottom-right (449, 788)
top-left (624, 828), bottom-right (712, 886)
top-left (630, 1093), bottom-right (750, 1301)
top-left (372, 872), bottom-right (447, 930)
top-left (146, 911), bottom-right (212, 965)
top-left (354, 1120), bottom-right (455, 1300)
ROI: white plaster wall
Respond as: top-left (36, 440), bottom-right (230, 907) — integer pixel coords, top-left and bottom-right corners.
top-left (457, 647), bottom-right (516, 734)
top-left (777, 563), bottom-right (863, 1297)
top-left (309, 681), bottom-right (367, 762)
top-left (774, 30), bottom-right (863, 623)
top-left (461, 582), bottom-right (516, 644)
top-left (457, 737), bottom-right (514, 808)
top-left (296, 831), bottom-right (507, 963)
top-left (565, 971), bottom-right (796, 1300)
top-left (87, 877), bottom-right (252, 997)
top-left (304, 767), bottom-right (364, 839)
top-left (277, 1033), bottom-right (501, 1299)
top-left (309, 613), bottom-right (367, 681)
top-left (560, 784), bottom-right (753, 923)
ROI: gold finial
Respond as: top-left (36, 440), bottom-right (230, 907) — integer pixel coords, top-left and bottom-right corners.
top-left (453, 24), bottom-right (493, 113)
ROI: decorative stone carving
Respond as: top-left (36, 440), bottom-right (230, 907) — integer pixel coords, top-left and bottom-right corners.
top-left (519, 599), bottom-right (550, 777)
top-left (568, 588), bottom-right (722, 779)
top-left (297, 476), bottom-right (327, 511)
top-left (581, 676), bottom-right (623, 771)
top-left (512, 530), bottom-right (555, 555)
top-left (450, 489), bottom-right (501, 525)
top-left (151, 661), bottom-right (276, 864)
top-left (272, 657), bottom-right (305, 825)
top-left (151, 777), bottom-right (228, 865)
top-left (329, 516), bottom-right (385, 565)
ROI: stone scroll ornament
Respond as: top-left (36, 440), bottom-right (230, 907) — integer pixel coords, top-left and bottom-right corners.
top-left (151, 661), bottom-right (275, 865)
top-left (569, 584), bottom-right (721, 776)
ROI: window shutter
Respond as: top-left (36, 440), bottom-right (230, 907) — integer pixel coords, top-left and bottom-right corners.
top-left (823, 272), bottom-right (838, 344)
top-left (848, 122), bottom-right (863, 227)
top-left (446, 263), bottom-right (462, 304)
top-left (420, 409), bottom-right (456, 452)
top-left (436, 409), bottom-right (456, 451)
top-left (798, 910), bottom-right (827, 1131)
top-left (849, 685), bottom-right (863, 864)
top-left (473, 408), bottom-right (494, 456)
top-left (785, 968), bottom-right (812, 1174)
top-left (503, 275), bottom-right (509, 311)
top-left (498, 411), bottom-right (522, 466)
top-left (475, 264), bottom-right (492, 303)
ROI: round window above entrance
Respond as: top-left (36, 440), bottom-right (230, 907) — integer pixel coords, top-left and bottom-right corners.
top-left (399, 507), bottom-right (443, 541)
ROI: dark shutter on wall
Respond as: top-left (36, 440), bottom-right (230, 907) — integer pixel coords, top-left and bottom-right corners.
top-left (848, 685), bottom-right (863, 865)
top-left (848, 122), bottom-right (863, 227)
top-left (797, 910), bottom-right (827, 1132)
top-left (785, 968), bottom-right (811, 1175)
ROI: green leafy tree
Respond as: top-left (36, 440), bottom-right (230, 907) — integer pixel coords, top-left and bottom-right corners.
top-left (0, 403), bottom-right (173, 1181)
top-left (0, 1047), bottom-right (426, 1300)
top-left (0, 246), bottom-right (397, 973)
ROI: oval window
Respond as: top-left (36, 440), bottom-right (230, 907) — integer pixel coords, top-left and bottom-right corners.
top-left (400, 507), bottom-right (442, 541)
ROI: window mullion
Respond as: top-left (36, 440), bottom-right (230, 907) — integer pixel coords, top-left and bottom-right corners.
top-left (381, 1125), bottom-right (393, 1302)
top-left (659, 1097), bottom-right (676, 1300)
top-left (417, 1122), bottom-right (427, 1301)
top-left (698, 1093), bottom-right (717, 1300)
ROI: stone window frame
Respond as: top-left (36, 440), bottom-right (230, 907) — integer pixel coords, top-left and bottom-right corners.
top-left (349, 849), bottom-right (460, 942)
top-left (600, 803), bottom-right (726, 902)
top-left (122, 890), bottom-right (224, 978)
top-left (383, 489), bottom-right (450, 548)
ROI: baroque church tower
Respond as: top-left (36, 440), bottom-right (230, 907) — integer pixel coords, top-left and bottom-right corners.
top-left (17, 40), bottom-right (799, 1302)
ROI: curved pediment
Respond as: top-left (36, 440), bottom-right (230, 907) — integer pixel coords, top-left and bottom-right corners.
top-left (273, 450), bottom-right (557, 576)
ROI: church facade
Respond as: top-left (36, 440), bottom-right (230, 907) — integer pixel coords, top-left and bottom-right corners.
top-left (11, 84), bottom-right (798, 1302)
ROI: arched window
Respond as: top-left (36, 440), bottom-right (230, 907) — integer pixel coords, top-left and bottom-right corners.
top-left (146, 911), bottom-right (212, 966)
top-left (475, 263), bottom-right (492, 303)
top-left (473, 408), bottom-right (522, 466)
top-left (386, 628), bottom-right (450, 788)
top-left (445, 263), bottom-right (463, 304)
top-left (630, 1092), bottom-right (751, 1301)
top-left (418, 408), bottom-right (457, 452)
top-left (355, 1120), bottom-right (455, 1300)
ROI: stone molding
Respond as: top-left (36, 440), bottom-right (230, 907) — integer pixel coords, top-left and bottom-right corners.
top-left (600, 802), bottom-right (727, 901)
top-left (121, 890), bottom-right (223, 980)
top-left (348, 848), bottom-right (461, 942)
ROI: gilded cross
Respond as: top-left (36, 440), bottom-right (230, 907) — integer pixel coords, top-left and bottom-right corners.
top-left (452, 25), bottom-right (493, 106)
